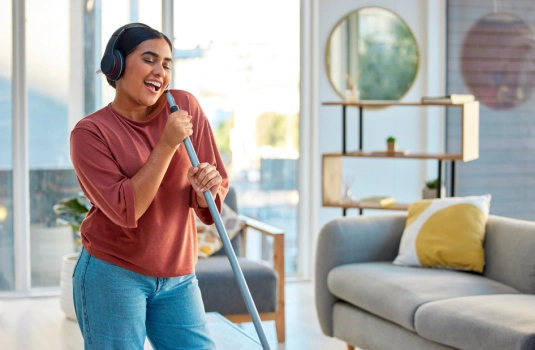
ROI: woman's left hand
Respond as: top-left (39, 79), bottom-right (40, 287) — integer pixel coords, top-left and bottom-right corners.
top-left (187, 162), bottom-right (222, 207)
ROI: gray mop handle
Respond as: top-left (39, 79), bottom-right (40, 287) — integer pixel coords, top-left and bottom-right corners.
top-left (166, 92), bottom-right (271, 350)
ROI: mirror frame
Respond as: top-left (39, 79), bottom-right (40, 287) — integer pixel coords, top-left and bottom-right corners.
top-left (325, 6), bottom-right (420, 102)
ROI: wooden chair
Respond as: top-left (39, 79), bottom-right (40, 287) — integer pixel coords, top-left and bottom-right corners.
top-left (195, 188), bottom-right (286, 342)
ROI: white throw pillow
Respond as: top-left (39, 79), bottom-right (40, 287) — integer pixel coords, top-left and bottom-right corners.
top-left (393, 194), bottom-right (491, 273)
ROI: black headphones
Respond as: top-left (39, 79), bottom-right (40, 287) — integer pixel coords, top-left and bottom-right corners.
top-left (100, 23), bottom-right (150, 81)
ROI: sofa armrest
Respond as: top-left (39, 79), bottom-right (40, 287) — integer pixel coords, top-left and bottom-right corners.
top-left (315, 213), bottom-right (407, 336)
top-left (484, 215), bottom-right (535, 294)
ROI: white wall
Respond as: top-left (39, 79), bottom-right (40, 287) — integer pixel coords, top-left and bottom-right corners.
top-left (303, 0), bottom-right (446, 278)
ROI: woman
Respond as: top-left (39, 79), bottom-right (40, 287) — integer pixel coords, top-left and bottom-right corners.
top-left (70, 23), bottom-right (227, 349)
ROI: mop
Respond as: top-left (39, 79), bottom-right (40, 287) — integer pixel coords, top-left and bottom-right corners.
top-left (166, 91), bottom-right (272, 350)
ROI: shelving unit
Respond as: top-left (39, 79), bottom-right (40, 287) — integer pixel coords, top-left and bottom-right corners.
top-left (322, 100), bottom-right (480, 215)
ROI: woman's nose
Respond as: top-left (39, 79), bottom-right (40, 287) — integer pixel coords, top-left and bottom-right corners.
top-left (153, 63), bottom-right (165, 76)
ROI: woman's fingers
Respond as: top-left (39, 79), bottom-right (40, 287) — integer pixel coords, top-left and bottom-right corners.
top-left (162, 110), bottom-right (193, 148)
top-left (188, 163), bottom-right (222, 192)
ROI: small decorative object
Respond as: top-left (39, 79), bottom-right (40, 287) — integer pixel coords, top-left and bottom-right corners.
top-left (386, 135), bottom-right (397, 152)
top-left (345, 88), bottom-right (360, 102)
top-left (341, 175), bottom-right (357, 204)
top-left (422, 178), bottom-right (445, 199)
top-left (344, 70), bottom-right (361, 102)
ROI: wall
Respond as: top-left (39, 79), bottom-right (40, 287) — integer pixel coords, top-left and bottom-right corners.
top-left (305, 0), bottom-right (446, 276)
top-left (446, 1), bottom-right (535, 220)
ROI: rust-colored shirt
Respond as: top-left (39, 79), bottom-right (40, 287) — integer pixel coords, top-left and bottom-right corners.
top-left (70, 89), bottom-right (228, 277)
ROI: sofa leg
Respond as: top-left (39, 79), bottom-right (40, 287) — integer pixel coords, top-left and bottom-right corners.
top-left (347, 344), bottom-right (355, 350)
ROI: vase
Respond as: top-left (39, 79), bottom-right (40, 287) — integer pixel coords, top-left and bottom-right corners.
top-left (345, 88), bottom-right (360, 102)
top-left (60, 252), bottom-right (80, 321)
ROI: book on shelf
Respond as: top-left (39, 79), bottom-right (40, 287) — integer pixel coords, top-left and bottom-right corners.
top-left (358, 196), bottom-right (395, 208)
top-left (421, 94), bottom-right (475, 104)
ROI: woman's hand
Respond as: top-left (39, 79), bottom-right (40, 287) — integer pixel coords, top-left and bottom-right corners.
top-left (187, 162), bottom-right (222, 207)
top-left (161, 110), bottom-right (193, 149)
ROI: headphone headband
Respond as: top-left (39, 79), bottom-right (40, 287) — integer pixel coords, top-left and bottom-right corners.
top-left (101, 23), bottom-right (150, 81)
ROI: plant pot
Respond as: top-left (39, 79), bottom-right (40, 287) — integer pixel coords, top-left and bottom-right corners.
top-left (30, 224), bottom-right (75, 287)
top-left (422, 187), bottom-right (446, 199)
top-left (60, 252), bottom-right (80, 321)
top-left (387, 141), bottom-right (397, 152)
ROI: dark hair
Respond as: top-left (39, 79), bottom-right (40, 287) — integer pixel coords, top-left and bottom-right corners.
top-left (106, 24), bottom-right (173, 88)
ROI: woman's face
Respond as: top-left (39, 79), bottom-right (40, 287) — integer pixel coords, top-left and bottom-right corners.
top-left (115, 38), bottom-right (173, 109)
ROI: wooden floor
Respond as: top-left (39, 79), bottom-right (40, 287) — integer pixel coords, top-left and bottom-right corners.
top-left (0, 280), bottom-right (347, 350)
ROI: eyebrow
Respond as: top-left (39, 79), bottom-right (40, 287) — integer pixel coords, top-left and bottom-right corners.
top-left (141, 51), bottom-right (173, 63)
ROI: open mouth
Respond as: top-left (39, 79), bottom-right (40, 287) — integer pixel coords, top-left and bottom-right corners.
top-left (145, 80), bottom-right (162, 92)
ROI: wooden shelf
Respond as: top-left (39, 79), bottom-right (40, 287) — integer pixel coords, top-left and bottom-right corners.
top-left (322, 100), bottom-right (476, 107)
top-left (323, 151), bottom-right (467, 161)
top-left (321, 100), bottom-right (480, 213)
top-left (322, 202), bottom-right (409, 211)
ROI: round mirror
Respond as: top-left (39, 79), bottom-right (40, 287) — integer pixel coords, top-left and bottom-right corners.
top-left (326, 7), bottom-right (419, 101)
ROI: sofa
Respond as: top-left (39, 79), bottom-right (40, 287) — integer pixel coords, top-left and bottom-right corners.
top-left (315, 213), bottom-right (535, 350)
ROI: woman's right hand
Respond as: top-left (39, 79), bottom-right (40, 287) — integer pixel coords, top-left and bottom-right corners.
top-left (161, 110), bottom-right (193, 149)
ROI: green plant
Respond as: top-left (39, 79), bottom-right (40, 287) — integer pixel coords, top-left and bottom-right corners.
top-left (425, 178), bottom-right (438, 189)
top-left (53, 192), bottom-right (91, 233)
top-left (386, 136), bottom-right (396, 143)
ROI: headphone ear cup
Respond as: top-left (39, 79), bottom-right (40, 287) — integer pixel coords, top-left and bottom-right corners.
top-left (100, 51), bottom-right (116, 77)
top-left (108, 49), bottom-right (125, 81)
top-left (102, 23), bottom-right (148, 81)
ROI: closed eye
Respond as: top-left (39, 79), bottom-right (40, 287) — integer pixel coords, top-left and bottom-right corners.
top-left (143, 58), bottom-right (172, 70)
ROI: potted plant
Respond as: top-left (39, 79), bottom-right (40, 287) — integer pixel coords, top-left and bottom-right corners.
top-left (422, 178), bottom-right (445, 199)
top-left (386, 136), bottom-right (397, 152)
top-left (53, 192), bottom-right (91, 321)
top-left (53, 192), bottom-right (91, 250)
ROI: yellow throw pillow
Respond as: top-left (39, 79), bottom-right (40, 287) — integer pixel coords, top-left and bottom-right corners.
top-left (393, 194), bottom-right (491, 273)
top-left (196, 203), bottom-right (245, 258)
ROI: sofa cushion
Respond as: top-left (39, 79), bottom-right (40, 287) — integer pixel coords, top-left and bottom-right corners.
top-left (196, 256), bottom-right (278, 314)
top-left (327, 262), bottom-right (519, 332)
top-left (393, 194), bottom-right (491, 273)
top-left (333, 302), bottom-right (457, 350)
top-left (415, 294), bottom-right (535, 350)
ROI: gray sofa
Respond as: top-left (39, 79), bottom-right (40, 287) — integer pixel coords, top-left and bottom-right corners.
top-left (315, 213), bottom-right (535, 350)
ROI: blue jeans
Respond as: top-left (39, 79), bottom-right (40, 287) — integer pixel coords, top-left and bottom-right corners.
top-left (72, 248), bottom-right (215, 349)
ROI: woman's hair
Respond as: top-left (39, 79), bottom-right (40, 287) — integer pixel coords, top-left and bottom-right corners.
top-left (106, 25), bottom-right (173, 88)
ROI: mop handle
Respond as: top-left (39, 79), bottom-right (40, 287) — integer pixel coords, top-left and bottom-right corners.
top-left (166, 91), bottom-right (271, 350)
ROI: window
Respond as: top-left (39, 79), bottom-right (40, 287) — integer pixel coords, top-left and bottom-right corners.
top-left (27, 0), bottom-right (79, 288)
top-left (173, 0), bottom-right (301, 274)
top-left (1, 0), bottom-right (302, 295)
top-left (0, 0), bottom-right (13, 291)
